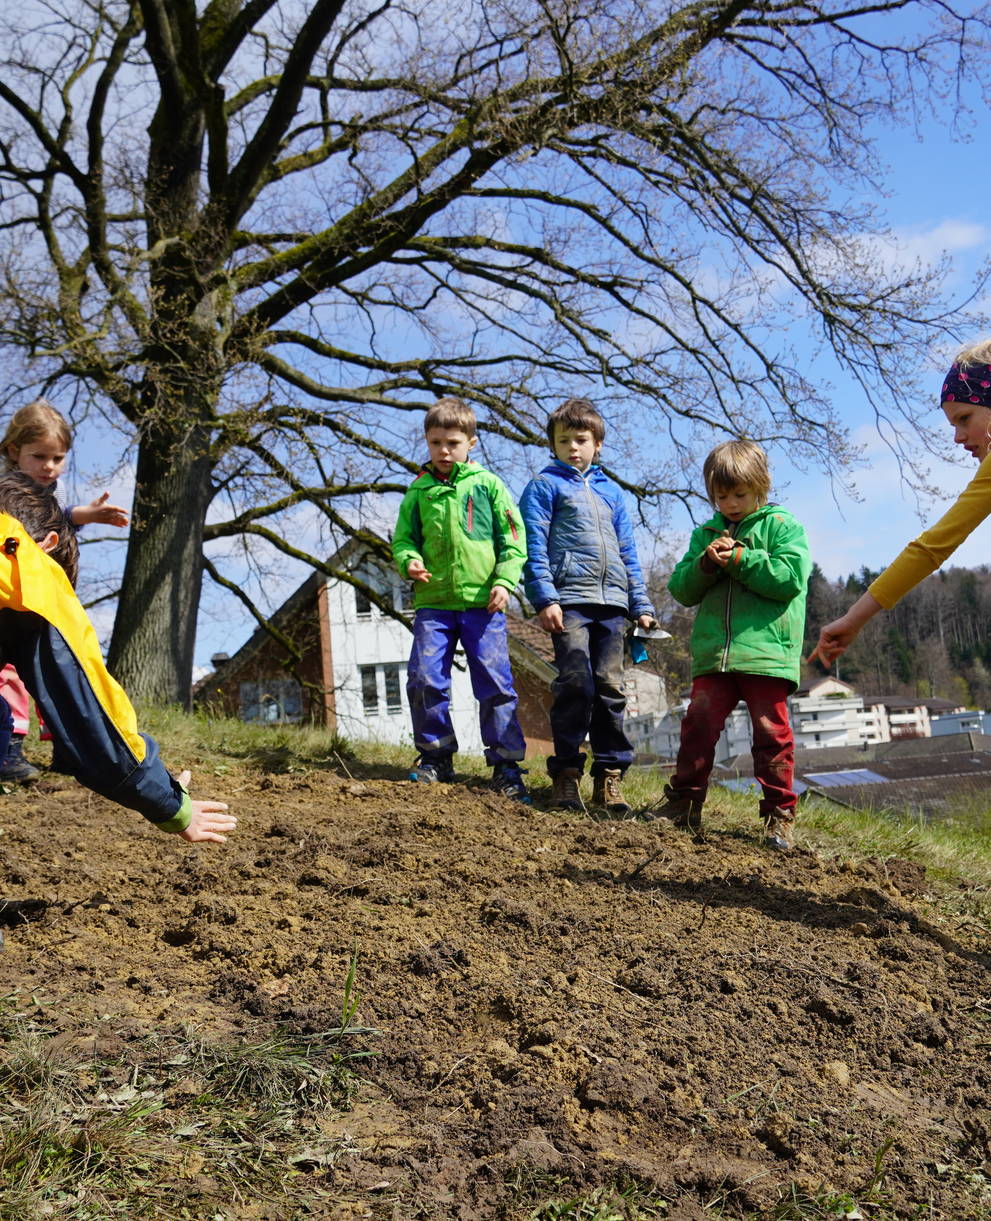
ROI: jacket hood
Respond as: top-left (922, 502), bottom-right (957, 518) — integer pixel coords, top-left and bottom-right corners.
top-left (700, 501), bottom-right (785, 534)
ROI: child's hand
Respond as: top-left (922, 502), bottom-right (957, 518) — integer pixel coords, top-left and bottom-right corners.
top-left (175, 770), bottom-right (237, 843)
top-left (71, 493), bottom-right (129, 528)
top-left (703, 538), bottom-right (734, 569)
top-left (487, 585), bottom-right (509, 613)
top-left (407, 559), bottom-right (432, 583)
top-left (537, 603), bottom-right (565, 633)
top-left (637, 614), bottom-right (659, 631)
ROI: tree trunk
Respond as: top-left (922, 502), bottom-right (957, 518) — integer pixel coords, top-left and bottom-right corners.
top-left (107, 409), bottom-right (214, 706)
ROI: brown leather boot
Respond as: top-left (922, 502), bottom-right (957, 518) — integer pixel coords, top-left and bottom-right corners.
top-left (549, 768), bottom-right (582, 811)
top-left (646, 784), bottom-right (703, 833)
top-left (763, 808), bottom-right (795, 851)
top-left (592, 768), bottom-right (631, 815)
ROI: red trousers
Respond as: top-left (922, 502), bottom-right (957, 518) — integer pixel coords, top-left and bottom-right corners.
top-left (671, 673), bottom-right (796, 815)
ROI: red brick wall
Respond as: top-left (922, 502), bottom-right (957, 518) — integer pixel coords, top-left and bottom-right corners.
top-left (195, 594), bottom-right (331, 725)
top-left (514, 665), bottom-right (554, 758)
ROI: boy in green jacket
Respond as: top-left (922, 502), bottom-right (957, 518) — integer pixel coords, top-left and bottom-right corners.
top-left (652, 441), bottom-right (811, 849)
top-left (392, 398), bottom-right (530, 801)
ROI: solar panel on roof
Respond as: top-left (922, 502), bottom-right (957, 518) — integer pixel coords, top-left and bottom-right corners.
top-left (803, 769), bottom-right (888, 787)
top-left (717, 778), bottom-right (808, 795)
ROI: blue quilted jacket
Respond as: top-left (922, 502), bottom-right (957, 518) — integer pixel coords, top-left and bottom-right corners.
top-left (519, 459), bottom-right (653, 618)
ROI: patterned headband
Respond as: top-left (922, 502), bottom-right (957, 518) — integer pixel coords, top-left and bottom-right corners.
top-left (941, 362), bottom-right (991, 409)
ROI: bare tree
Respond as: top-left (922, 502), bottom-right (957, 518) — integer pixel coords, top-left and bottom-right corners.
top-left (0, 0), bottom-right (986, 703)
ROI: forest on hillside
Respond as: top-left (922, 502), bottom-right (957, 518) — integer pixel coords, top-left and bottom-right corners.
top-left (648, 563), bottom-right (991, 707)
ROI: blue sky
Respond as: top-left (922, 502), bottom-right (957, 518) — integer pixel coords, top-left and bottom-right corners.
top-left (687, 115), bottom-right (991, 584)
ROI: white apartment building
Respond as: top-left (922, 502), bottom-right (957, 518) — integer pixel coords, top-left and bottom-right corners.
top-left (790, 677), bottom-right (864, 750)
top-left (630, 675), bottom-right (866, 762)
top-left (627, 699), bottom-right (753, 763)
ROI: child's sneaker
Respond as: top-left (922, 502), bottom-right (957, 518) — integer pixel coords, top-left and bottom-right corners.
top-left (490, 761), bottom-right (531, 804)
top-left (592, 768), bottom-right (631, 815)
top-left (409, 753), bottom-right (455, 783)
top-left (0, 736), bottom-right (40, 783)
top-left (549, 768), bottom-right (583, 811)
top-left (646, 785), bottom-right (703, 832)
top-left (763, 809), bottom-right (795, 852)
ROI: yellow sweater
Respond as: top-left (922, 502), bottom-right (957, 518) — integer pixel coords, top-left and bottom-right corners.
top-left (869, 454), bottom-right (991, 608)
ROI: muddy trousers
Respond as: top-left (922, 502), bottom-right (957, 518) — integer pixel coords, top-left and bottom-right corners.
top-left (670, 673), bottom-right (796, 816)
top-left (406, 608), bottom-right (526, 765)
top-left (548, 605), bottom-right (633, 777)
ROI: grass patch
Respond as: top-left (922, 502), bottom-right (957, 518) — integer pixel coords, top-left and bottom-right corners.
top-left (0, 959), bottom-right (376, 1218)
top-left (520, 1176), bottom-right (672, 1220)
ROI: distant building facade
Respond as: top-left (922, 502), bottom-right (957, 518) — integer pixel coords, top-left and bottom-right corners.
top-left (931, 709), bottom-right (991, 736)
top-left (626, 675), bottom-right (979, 763)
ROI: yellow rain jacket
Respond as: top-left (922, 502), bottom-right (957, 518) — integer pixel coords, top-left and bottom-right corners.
top-left (0, 514), bottom-right (190, 830)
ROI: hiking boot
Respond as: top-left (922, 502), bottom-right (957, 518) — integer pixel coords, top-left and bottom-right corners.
top-left (763, 809), bottom-right (795, 852)
top-left (592, 768), bottom-right (631, 815)
top-left (0, 736), bottom-right (40, 783)
top-left (490, 761), bottom-right (531, 804)
top-left (409, 753), bottom-right (455, 783)
top-left (646, 785), bottom-right (703, 832)
top-left (549, 768), bottom-right (583, 811)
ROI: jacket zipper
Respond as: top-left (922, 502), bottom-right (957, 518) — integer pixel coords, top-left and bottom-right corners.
top-left (719, 522), bottom-right (740, 671)
top-left (582, 470), bottom-right (609, 595)
top-left (505, 509), bottom-right (518, 540)
top-left (466, 494), bottom-right (473, 534)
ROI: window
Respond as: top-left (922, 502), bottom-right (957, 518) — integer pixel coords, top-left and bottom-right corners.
top-left (384, 665), bottom-right (403, 713)
top-left (360, 665), bottom-right (379, 714)
top-left (239, 679), bottom-right (303, 724)
top-left (353, 562), bottom-right (392, 617)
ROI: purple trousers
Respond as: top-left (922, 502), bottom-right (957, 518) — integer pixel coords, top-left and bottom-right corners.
top-left (406, 608), bottom-right (526, 764)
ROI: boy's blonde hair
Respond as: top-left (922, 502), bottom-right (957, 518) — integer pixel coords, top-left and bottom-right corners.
top-left (954, 338), bottom-right (991, 372)
top-left (424, 396), bottom-right (476, 438)
top-left (703, 440), bottom-right (771, 506)
top-left (1, 399), bottom-right (72, 469)
top-left (546, 398), bottom-right (605, 447)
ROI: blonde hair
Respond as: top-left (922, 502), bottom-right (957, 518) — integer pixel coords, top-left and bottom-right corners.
top-left (1, 399), bottom-right (72, 470)
top-left (954, 338), bottom-right (991, 372)
top-left (703, 440), bottom-right (771, 506)
top-left (424, 396), bottom-right (476, 438)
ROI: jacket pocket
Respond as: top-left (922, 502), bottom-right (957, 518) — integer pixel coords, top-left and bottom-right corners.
top-left (552, 550), bottom-right (572, 585)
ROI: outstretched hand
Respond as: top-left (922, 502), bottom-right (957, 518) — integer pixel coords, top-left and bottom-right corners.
top-left (806, 593), bottom-right (885, 668)
top-left (72, 492), bottom-right (130, 528)
top-left (806, 620), bottom-right (853, 668)
top-left (176, 770), bottom-right (237, 843)
top-left (407, 559), bottom-right (432, 583)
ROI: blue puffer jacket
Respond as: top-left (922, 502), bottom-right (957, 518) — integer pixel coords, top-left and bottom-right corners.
top-left (520, 459), bottom-right (654, 618)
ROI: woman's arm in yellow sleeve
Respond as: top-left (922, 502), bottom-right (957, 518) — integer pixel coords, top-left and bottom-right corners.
top-left (868, 455), bottom-right (991, 609)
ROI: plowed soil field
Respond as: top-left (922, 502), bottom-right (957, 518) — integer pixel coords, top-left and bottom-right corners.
top-left (1, 761), bottom-right (990, 1219)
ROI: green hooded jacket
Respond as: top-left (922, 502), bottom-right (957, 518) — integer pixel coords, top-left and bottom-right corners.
top-left (668, 503), bottom-right (811, 685)
top-left (392, 461), bottom-right (526, 611)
